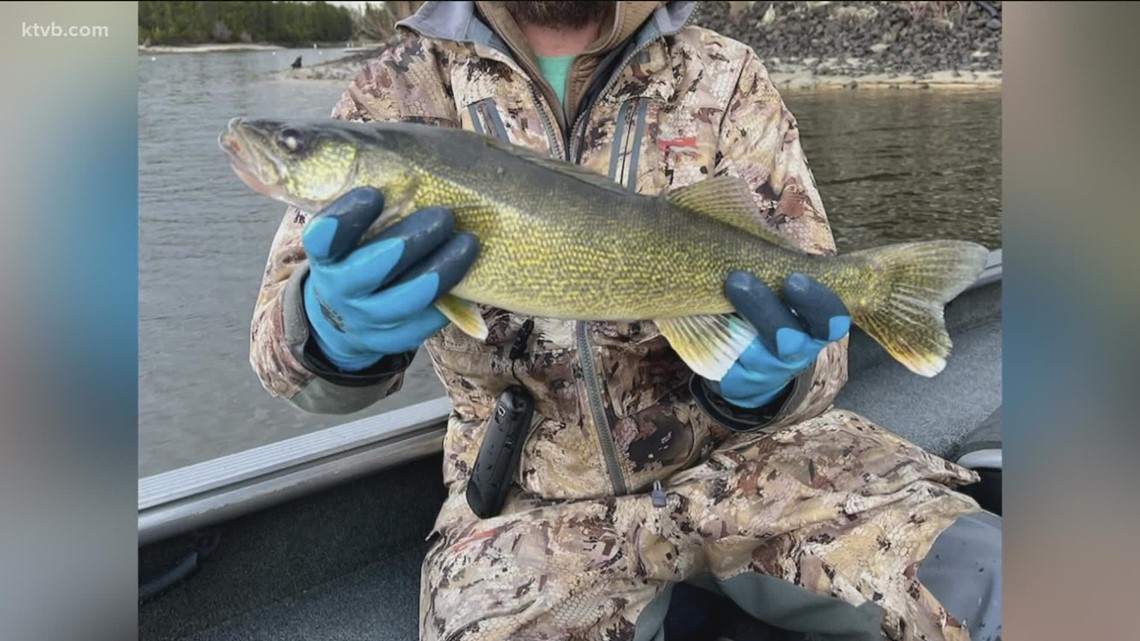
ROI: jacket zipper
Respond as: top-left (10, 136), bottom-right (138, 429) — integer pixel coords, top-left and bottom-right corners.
top-left (567, 9), bottom-right (695, 162)
top-left (528, 82), bottom-right (627, 496)
top-left (565, 70), bottom-right (632, 499)
top-left (528, 84), bottom-right (565, 160)
top-left (576, 321), bottom-right (627, 496)
top-left (526, 14), bottom-right (695, 497)
top-left (563, 25), bottom-right (695, 498)
top-left (527, 83), bottom-right (626, 496)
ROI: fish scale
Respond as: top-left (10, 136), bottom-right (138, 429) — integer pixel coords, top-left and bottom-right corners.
top-left (402, 162), bottom-right (817, 319)
top-left (219, 117), bottom-right (990, 382)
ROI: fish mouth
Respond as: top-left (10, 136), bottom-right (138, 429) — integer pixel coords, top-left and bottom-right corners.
top-left (219, 117), bottom-right (287, 200)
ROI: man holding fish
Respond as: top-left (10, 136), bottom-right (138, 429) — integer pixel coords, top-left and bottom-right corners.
top-left (243, 2), bottom-right (1001, 640)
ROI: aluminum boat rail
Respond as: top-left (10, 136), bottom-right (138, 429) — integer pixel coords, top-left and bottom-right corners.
top-left (139, 249), bottom-right (1002, 546)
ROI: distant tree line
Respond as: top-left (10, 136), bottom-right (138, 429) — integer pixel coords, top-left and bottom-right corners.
top-left (139, 1), bottom-right (355, 46)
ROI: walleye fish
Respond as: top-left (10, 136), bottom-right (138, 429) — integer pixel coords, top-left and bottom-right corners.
top-left (219, 117), bottom-right (990, 381)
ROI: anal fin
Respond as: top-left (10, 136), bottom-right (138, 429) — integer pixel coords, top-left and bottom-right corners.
top-left (655, 314), bottom-right (757, 382)
top-left (436, 294), bottom-right (489, 340)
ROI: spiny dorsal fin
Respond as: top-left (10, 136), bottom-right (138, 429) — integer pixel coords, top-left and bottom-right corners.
top-left (665, 176), bottom-right (800, 252)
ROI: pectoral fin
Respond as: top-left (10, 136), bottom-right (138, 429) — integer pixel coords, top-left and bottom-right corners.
top-left (435, 294), bottom-right (488, 340)
top-left (655, 314), bottom-right (757, 382)
top-left (360, 178), bottom-right (421, 245)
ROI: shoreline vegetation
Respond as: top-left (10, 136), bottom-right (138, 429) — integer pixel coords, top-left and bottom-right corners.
top-left (143, 1), bottom-right (1002, 92)
top-left (138, 0), bottom-right (357, 49)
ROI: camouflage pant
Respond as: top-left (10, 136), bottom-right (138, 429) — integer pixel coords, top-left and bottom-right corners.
top-left (419, 409), bottom-right (989, 641)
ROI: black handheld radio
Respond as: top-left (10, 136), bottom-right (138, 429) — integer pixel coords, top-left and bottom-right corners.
top-left (466, 318), bottom-right (537, 519)
top-left (465, 385), bottom-right (534, 519)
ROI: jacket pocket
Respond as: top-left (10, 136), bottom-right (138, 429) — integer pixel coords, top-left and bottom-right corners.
top-left (619, 394), bottom-right (726, 495)
top-left (515, 413), bottom-right (618, 501)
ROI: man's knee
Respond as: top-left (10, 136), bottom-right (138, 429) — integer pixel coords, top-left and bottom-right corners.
top-left (917, 511), bottom-right (1002, 641)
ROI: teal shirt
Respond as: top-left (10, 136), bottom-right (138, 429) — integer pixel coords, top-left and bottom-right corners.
top-left (536, 54), bottom-right (576, 108)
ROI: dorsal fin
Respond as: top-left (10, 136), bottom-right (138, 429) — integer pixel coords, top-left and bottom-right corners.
top-left (665, 176), bottom-right (800, 252)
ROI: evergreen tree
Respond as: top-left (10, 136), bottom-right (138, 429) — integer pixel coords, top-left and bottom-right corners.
top-left (138, 1), bottom-right (356, 46)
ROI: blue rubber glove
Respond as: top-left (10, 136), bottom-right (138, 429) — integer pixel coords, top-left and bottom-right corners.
top-left (711, 272), bottom-right (852, 409)
top-left (301, 187), bottom-right (479, 372)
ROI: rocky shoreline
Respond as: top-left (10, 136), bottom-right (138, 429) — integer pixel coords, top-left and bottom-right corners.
top-left (700, 2), bottom-right (1000, 69)
top-left (278, 1), bottom-right (1002, 91)
top-left (696, 0), bottom-right (1001, 89)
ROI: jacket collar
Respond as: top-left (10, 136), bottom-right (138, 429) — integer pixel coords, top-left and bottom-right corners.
top-left (396, 1), bottom-right (698, 51)
top-left (395, 2), bottom-right (698, 134)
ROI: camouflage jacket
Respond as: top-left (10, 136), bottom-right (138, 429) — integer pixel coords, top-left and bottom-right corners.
top-left (250, 1), bottom-right (849, 519)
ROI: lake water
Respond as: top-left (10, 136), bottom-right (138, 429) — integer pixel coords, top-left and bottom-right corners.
top-left (138, 49), bottom-right (1001, 477)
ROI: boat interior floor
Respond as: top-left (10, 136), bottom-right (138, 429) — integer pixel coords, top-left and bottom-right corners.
top-left (138, 280), bottom-right (1001, 641)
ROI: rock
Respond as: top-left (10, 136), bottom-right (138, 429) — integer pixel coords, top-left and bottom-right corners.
top-left (987, 18), bottom-right (1002, 30)
top-left (761, 3), bottom-right (778, 26)
top-left (683, 0), bottom-right (1001, 80)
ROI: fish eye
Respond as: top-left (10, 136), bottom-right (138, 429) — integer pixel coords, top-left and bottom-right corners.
top-left (277, 128), bottom-right (304, 153)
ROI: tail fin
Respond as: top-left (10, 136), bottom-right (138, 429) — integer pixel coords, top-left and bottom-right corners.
top-left (849, 240), bottom-right (990, 377)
